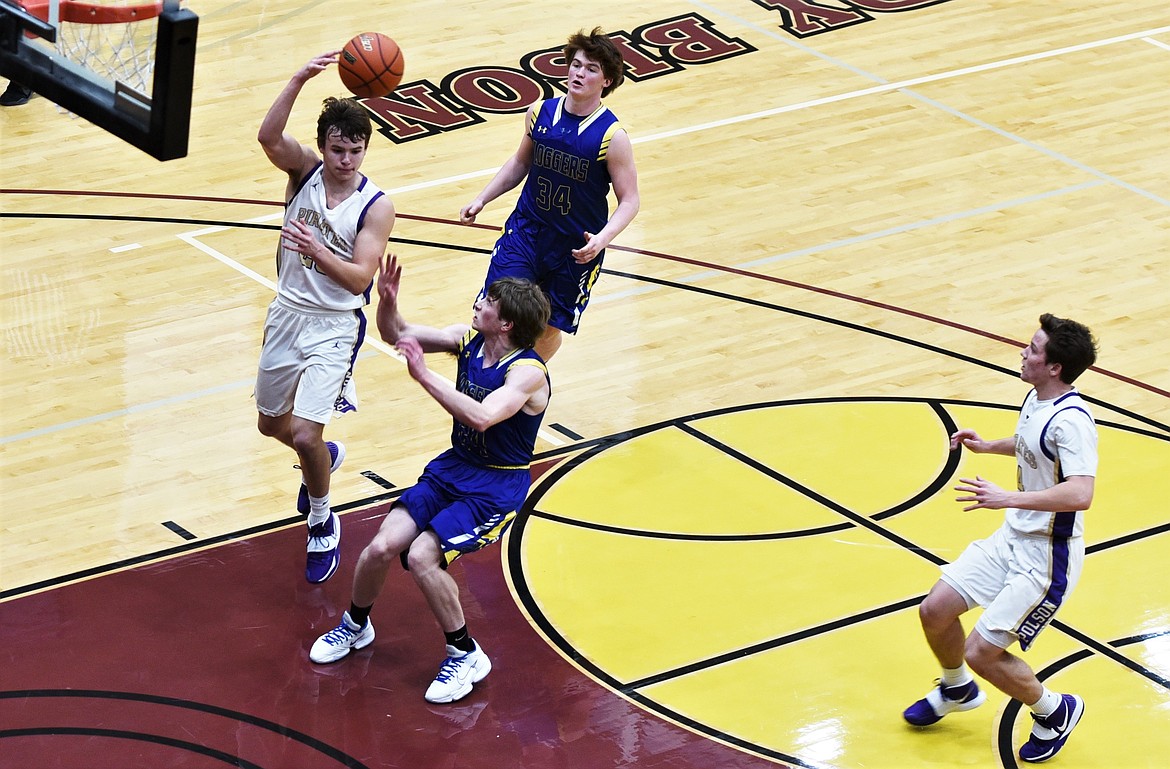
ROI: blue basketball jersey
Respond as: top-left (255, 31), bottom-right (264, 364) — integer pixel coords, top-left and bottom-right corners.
top-left (515, 97), bottom-right (623, 241)
top-left (450, 331), bottom-right (550, 469)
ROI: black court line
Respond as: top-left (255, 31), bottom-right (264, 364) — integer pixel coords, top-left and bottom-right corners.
top-left (547, 423), bottom-right (585, 441)
top-left (0, 689), bottom-right (370, 769)
top-left (0, 212), bottom-right (492, 255)
top-left (0, 727), bottom-right (265, 768)
top-left (621, 595), bottom-right (927, 692)
top-left (674, 420), bottom-right (946, 563)
top-left (3, 207), bottom-right (1164, 429)
top-left (603, 268), bottom-right (1169, 433)
top-left (1086, 520), bottom-right (1170, 554)
top-left (993, 631), bottom-right (1170, 768)
top-left (359, 470), bottom-right (396, 489)
top-left (4, 398), bottom-right (1161, 603)
top-left (3, 199), bottom-right (1166, 408)
top-left (161, 521), bottom-right (197, 541)
top-left (506, 398), bottom-right (1170, 768)
top-left (0, 491), bottom-right (403, 601)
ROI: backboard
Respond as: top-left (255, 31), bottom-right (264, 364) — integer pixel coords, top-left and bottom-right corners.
top-left (0, 0), bottom-right (198, 160)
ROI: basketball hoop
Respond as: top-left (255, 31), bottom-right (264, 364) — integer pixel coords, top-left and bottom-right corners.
top-left (23, 0), bottom-right (167, 98)
top-left (1, 0), bottom-right (197, 159)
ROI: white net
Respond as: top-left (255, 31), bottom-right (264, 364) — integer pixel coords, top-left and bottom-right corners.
top-left (52, 1), bottom-right (167, 98)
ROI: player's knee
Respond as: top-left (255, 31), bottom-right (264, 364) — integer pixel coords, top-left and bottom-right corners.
top-left (256, 414), bottom-right (280, 437)
top-left (362, 534), bottom-right (400, 566)
top-left (289, 427), bottom-right (320, 457)
top-left (963, 633), bottom-right (1001, 672)
top-left (404, 536), bottom-right (443, 575)
top-left (918, 593), bottom-right (953, 630)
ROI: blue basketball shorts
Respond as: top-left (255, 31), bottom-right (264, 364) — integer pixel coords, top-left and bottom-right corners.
top-left (480, 213), bottom-right (603, 334)
top-left (396, 449), bottom-right (530, 567)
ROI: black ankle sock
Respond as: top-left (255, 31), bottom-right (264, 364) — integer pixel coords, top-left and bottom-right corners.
top-left (348, 603), bottom-right (372, 627)
top-left (444, 625), bottom-right (474, 653)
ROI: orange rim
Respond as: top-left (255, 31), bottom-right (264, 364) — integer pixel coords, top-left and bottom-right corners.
top-left (20, 0), bottom-right (164, 25)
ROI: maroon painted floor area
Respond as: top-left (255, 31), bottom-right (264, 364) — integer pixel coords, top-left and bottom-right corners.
top-left (0, 505), bottom-right (783, 768)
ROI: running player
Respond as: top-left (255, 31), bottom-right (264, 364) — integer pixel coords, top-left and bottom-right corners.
top-left (309, 253), bottom-right (551, 705)
top-left (903, 313), bottom-right (1099, 764)
top-left (255, 52), bottom-right (396, 584)
top-left (459, 27), bottom-right (639, 361)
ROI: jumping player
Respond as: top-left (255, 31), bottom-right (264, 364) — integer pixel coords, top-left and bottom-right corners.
top-left (255, 52), bottom-right (396, 584)
top-left (459, 27), bottom-right (639, 361)
top-left (903, 313), bottom-right (1099, 764)
top-left (309, 253), bottom-right (551, 705)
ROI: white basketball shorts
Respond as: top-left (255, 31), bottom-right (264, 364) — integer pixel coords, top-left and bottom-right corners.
top-left (940, 521), bottom-right (1084, 651)
top-left (255, 298), bottom-right (361, 425)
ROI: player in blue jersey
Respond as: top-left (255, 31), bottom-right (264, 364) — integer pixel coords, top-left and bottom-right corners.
top-left (310, 253), bottom-right (551, 705)
top-left (904, 314), bottom-right (1099, 764)
top-left (460, 27), bottom-right (640, 361)
top-left (255, 53), bottom-right (396, 585)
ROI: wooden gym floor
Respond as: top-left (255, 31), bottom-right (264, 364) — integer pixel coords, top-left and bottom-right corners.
top-left (1, 1), bottom-right (1168, 767)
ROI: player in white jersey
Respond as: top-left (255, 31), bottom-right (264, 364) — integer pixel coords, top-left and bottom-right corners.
top-left (903, 313), bottom-right (1099, 764)
top-left (254, 52), bottom-right (396, 584)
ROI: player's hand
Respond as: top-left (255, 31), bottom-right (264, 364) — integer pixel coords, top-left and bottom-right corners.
top-left (298, 51), bottom-right (340, 80)
top-left (571, 231), bottom-right (605, 263)
top-left (377, 252), bottom-right (402, 305)
top-left (954, 476), bottom-right (1009, 511)
top-left (949, 428), bottom-right (985, 452)
top-left (460, 199), bottom-right (484, 224)
top-left (395, 336), bottom-right (427, 380)
top-left (281, 219), bottom-right (324, 260)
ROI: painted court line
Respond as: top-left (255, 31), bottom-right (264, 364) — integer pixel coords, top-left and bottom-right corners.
top-left (384, 22), bottom-right (1170, 195)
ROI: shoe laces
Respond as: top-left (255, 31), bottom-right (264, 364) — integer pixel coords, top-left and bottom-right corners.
top-left (308, 518), bottom-right (335, 539)
top-left (434, 654), bottom-right (468, 683)
top-left (324, 623), bottom-right (359, 645)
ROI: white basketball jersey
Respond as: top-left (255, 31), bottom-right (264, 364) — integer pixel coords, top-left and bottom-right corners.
top-left (1007, 388), bottom-right (1098, 537)
top-left (277, 162), bottom-right (386, 311)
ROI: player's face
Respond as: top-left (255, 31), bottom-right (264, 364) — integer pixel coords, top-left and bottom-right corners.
top-left (319, 129), bottom-right (367, 181)
top-left (566, 51), bottom-right (611, 99)
top-left (1020, 328), bottom-right (1054, 385)
top-left (472, 294), bottom-right (508, 335)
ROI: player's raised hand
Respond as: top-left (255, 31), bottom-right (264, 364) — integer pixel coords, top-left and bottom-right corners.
top-left (377, 252), bottom-right (403, 305)
top-left (298, 51), bottom-right (340, 80)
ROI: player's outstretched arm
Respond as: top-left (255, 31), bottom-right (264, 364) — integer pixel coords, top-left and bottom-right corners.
top-left (375, 253), bottom-right (467, 351)
top-left (955, 474), bottom-right (1094, 512)
top-left (258, 52), bottom-right (340, 181)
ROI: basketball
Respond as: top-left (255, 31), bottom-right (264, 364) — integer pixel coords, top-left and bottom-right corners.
top-left (338, 32), bottom-right (404, 99)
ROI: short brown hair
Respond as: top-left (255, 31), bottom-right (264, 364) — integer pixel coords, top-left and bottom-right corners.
top-left (487, 278), bottom-right (551, 350)
top-left (316, 97), bottom-right (372, 148)
top-left (1039, 313), bottom-right (1098, 383)
top-left (564, 27), bottom-right (625, 97)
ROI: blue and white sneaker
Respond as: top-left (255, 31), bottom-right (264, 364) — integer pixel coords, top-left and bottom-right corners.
top-left (424, 642), bottom-right (492, 704)
top-left (1019, 694), bottom-right (1084, 763)
top-left (297, 441), bottom-right (346, 516)
top-left (309, 611), bottom-right (374, 664)
top-left (305, 511), bottom-right (340, 584)
top-left (903, 679), bottom-right (986, 726)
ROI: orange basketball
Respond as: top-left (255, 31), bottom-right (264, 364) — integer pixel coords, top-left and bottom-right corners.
top-left (338, 32), bottom-right (404, 99)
